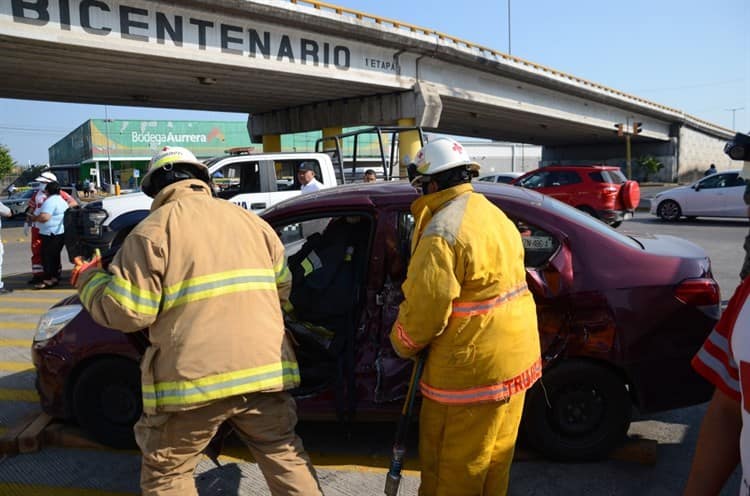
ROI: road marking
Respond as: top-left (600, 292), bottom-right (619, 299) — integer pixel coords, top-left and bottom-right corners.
top-left (0, 308), bottom-right (45, 315)
top-left (0, 321), bottom-right (37, 330)
top-left (0, 339), bottom-right (32, 347)
top-left (0, 296), bottom-right (64, 304)
top-left (220, 448), bottom-right (422, 475)
top-left (0, 388), bottom-right (38, 402)
top-left (0, 484), bottom-right (135, 496)
top-left (0, 362), bottom-right (34, 373)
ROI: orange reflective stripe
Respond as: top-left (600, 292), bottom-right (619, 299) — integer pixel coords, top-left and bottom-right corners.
top-left (420, 359), bottom-right (542, 405)
top-left (451, 283), bottom-right (529, 318)
top-left (395, 321), bottom-right (423, 351)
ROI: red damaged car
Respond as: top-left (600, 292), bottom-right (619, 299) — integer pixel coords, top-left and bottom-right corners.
top-left (32, 181), bottom-right (718, 461)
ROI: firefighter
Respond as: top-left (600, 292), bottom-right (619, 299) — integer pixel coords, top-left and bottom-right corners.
top-left (390, 138), bottom-right (541, 496)
top-left (71, 146), bottom-right (322, 496)
top-left (26, 171), bottom-right (77, 284)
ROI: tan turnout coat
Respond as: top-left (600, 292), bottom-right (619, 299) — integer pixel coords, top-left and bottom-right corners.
top-left (76, 180), bottom-right (298, 414)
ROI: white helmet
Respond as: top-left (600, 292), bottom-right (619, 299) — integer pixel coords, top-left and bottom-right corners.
top-left (411, 138), bottom-right (480, 185)
top-left (34, 171), bottom-right (58, 184)
top-left (142, 146), bottom-right (209, 197)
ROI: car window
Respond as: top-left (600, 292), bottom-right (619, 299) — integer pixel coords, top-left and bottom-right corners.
top-left (212, 161), bottom-right (261, 199)
top-left (478, 176), bottom-right (496, 183)
top-left (699, 173), bottom-right (731, 189)
top-left (518, 171), bottom-right (548, 189)
top-left (397, 212), bottom-right (559, 268)
top-left (275, 217), bottom-right (333, 256)
top-left (273, 159), bottom-right (325, 191)
top-left (728, 173), bottom-right (746, 187)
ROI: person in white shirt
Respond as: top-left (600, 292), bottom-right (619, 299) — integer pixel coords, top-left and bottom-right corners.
top-left (298, 162), bottom-right (323, 194)
top-left (0, 200), bottom-right (13, 294)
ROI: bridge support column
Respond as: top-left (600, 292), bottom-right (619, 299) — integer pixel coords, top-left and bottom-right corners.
top-left (397, 118), bottom-right (421, 176)
top-left (262, 134), bottom-right (281, 153)
top-left (249, 82), bottom-right (442, 142)
top-left (322, 127), bottom-right (342, 151)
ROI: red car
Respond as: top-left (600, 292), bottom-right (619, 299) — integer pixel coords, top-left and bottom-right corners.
top-left (512, 165), bottom-right (640, 227)
top-left (32, 181), bottom-right (717, 461)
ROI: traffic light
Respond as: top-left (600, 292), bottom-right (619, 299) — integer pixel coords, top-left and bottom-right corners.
top-left (614, 123), bottom-right (624, 137)
top-left (633, 122), bottom-right (643, 135)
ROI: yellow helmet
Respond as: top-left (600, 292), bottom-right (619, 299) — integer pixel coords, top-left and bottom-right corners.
top-left (142, 146), bottom-right (209, 196)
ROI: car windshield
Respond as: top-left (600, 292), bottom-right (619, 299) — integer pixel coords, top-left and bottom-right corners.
top-left (543, 195), bottom-right (641, 248)
top-left (12, 190), bottom-right (35, 200)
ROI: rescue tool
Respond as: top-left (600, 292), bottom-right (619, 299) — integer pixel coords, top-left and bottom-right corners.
top-left (384, 353), bottom-right (426, 496)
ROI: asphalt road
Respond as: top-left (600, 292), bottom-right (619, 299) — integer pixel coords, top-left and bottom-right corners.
top-left (0, 211), bottom-right (746, 495)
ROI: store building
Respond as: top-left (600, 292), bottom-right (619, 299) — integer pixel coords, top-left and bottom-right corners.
top-left (48, 119), bottom-right (540, 189)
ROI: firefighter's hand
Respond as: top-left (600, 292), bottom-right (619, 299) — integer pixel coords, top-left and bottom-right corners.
top-left (70, 249), bottom-right (102, 287)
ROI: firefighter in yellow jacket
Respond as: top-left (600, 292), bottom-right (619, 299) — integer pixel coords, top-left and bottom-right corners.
top-left (390, 138), bottom-right (541, 496)
top-left (71, 146), bottom-right (322, 496)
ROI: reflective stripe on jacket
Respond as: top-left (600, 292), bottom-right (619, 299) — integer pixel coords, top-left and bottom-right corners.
top-left (77, 180), bottom-right (297, 413)
top-left (390, 183), bottom-right (541, 405)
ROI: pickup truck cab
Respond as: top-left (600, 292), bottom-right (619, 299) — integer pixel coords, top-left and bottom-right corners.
top-left (64, 150), bottom-right (338, 259)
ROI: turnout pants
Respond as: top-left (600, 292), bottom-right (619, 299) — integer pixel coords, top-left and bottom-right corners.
top-left (135, 391), bottom-right (322, 496)
top-left (418, 392), bottom-right (525, 496)
top-left (30, 226), bottom-right (43, 277)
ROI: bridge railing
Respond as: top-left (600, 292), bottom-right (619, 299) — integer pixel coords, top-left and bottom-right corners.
top-left (286, 0), bottom-right (727, 133)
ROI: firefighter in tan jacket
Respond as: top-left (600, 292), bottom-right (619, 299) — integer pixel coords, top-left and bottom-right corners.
top-left (72, 146), bottom-right (322, 496)
top-left (390, 138), bottom-right (541, 496)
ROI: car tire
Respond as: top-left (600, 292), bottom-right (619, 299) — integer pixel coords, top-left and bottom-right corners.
top-left (521, 361), bottom-right (631, 461)
top-left (73, 357), bottom-right (142, 449)
top-left (657, 200), bottom-right (682, 221)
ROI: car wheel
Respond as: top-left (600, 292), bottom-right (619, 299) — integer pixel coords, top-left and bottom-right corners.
top-left (522, 361), bottom-right (631, 461)
top-left (73, 357), bottom-right (142, 449)
top-left (657, 200), bottom-right (681, 221)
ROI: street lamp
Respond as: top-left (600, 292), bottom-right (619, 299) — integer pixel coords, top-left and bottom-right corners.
top-left (725, 107), bottom-right (745, 131)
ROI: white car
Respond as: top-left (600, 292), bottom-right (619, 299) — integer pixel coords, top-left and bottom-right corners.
top-left (477, 172), bottom-right (523, 184)
top-left (650, 169), bottom-right (746, 221)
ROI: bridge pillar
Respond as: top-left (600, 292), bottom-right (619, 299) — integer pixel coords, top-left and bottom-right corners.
top-left (262, 135), bottom-right (281, 153)
top-left (398, 118), bottom-right (421, 175)
top-left (322, 127), bottom-right (343, 151)
top-left (248, 82), bottom-right (442, 142)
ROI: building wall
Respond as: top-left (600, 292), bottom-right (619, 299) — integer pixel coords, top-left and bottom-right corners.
top-left (677, 125), bottom-right (734, 183)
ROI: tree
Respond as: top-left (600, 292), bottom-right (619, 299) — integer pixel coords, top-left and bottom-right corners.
top-left (637, 155), bottom-right (664, 182)
top-left (0, 145), bottom-right (16, 181)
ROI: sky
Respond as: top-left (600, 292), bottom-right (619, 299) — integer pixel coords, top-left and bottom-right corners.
top-left (1, 0), bottom-right (748, 165)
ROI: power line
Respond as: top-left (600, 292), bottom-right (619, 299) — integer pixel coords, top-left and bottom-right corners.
top-left (0, 125), bottom-right (69, 134)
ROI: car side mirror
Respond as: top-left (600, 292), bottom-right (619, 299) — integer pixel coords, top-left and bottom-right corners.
top-left (693, 183), bottom-right (701, 191)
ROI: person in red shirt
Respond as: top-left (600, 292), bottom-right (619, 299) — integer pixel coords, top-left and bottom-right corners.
top-left (25, 172), bottom-right (77, 284)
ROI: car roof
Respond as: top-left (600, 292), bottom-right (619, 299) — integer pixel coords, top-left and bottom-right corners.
top-left (262, 180), bottom-right (545, 221)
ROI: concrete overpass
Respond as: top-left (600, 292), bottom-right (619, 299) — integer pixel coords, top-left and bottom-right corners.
top-left (0, 0), bottom-right (734, 180)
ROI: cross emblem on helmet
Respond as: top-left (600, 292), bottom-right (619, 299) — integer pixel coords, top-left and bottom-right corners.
top-left (452, 142), bottom-right (464, 153)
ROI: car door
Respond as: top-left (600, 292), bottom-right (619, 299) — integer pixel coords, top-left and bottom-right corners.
top-left (683, 173), bottom-right (728, 216)
top-left (720, 172), bottom-right (747, 217)
top-left (523, 170), bottom-right (581, 205)
top-left (211, 160), bottom-right (266, 212)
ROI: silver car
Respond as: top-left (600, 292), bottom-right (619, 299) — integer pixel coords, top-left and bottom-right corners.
top-left (3, 189), bottom-right (35, 217)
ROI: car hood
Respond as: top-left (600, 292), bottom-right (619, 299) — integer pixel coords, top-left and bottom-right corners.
top-left (655, 185), bottom-right (693, 198)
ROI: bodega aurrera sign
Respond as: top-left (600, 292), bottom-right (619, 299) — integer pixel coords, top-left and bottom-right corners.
top-left (7, 0), bottom-right (364, 70)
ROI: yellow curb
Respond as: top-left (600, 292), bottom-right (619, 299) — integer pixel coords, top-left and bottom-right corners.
top-left (0, 308), bottom-right (45, 315)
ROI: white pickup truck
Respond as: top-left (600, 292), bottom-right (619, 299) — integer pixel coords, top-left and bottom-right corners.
top-left (64, 150), bottom-right (339, 259)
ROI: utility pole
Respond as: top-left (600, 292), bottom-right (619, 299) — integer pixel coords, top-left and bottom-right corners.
top-left (725, 107), bottom-right (744, 131)
top-left (104, 105), bottom-right (113, 192)
top-left (507, 0), bottom-right (512, 55)
top-left (614, 118), bottom-right (643, 179)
